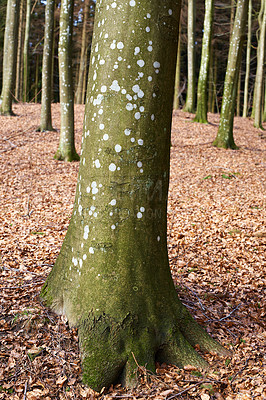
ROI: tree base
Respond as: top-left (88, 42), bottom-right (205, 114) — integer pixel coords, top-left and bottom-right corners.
top-left (36, 125), bottom-right (56, 132)
top-left (54, 149), bottom-right (80, 162)
top-left (0, 109), bottom-right (16, 116)
top-left (213, 138), bottom-right (238, 150)
top-left (193, 115), bottom-right (208, 124)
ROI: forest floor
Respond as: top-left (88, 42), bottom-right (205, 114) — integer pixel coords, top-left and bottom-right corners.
top-left (0, 104), bottom-right (265, 400)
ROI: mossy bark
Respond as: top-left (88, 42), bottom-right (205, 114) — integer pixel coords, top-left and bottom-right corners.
top-left (0, 0), bottom-right (20, 116)
top-left (184, 0), bottom-right (196, 113)
top-left (194, 0), bottom-right (214, 123)
top-left (54, 0), bottom-right (79, 161)
top-left (40, 0), bottom-right (55, 132)
top-left (41, 0), bottom-right (229, 391)
top-left (213, 0), bottom-right (248, 149)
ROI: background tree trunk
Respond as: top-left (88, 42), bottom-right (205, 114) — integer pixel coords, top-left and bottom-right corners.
top-left (40, 0), bottom-right (55, 131)
top-left (0, 0), bottom-right (20, 115)
top-left (213, 0), bottom-right (248, 149)
top-left (253, 0), bottom-right (265, 129)
top-left (75, 0), bottom-right (89, 104)
top-left (173, 21), bottom-right (181, 110)
top-left (23, 0), bottom-right (31, 103)
top-left (184, 0), bottom-right (196, 112)
top-left (54, 0), bottom-right (79, 161)
top-left (41, 0), bottom-right (228, 391)
top-left (15, 0), bottom-right (24, 101)
top-left (243, 0), bottom-right (252, 118)
top-left (194, 0), bottom-right (214, 123)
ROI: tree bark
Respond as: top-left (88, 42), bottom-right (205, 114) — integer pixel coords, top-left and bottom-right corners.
top-left (184, 0), bottom-right (196, 112)
top-left (41, 0), bottom-right (229, 391)
top-left (54, 0), bottom-right (79, 161)
top-left (0, 0), bottom-right (21, 115)
top-left (23, 0), bottom-right (31, 103)
top-left (213, 0), bottom-right (248, 149)
top-left (243, 0), bottom-right (252, 118)
top-left (194, 0), bottom-right (214, 123)
top-left (40, 0), bottom-right (55, 131)
top-left (15, 0), bottom-right (24, 101)
top-left (253, 0), bottom-right (265, 129)
top-left (173, 20), bottom-right (181, 110)
top-left (75, 0), bottom-right (90, 104)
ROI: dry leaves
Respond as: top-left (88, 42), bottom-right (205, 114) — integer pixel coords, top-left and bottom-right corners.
top-left (0, 105), bottom-right (265, 399)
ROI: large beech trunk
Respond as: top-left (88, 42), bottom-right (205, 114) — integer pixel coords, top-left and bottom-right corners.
top-left (41, 0), bottom-right (228, 391)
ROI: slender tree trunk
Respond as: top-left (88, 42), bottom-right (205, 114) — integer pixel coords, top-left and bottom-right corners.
top-left (54, 0), bottom-right (79, 161)
top-left (23, 0), bottom-right (31, 103)
top-left (81, 46), bottom-right (89, 104)
top-left (184, 0), bottom-right (196, 112)
top-left (194, 0), bottom-right (214, 123)
top-left (236, 67), bottom-right (241, 116)
top-left (213, 0), bottom-right (248, 149)
top-left (75, 0), bottom-right (89, 104)
top-left (35, 53), bottom-right (39, 103)
top-left (15, 0), bottom-right (24, 101)
top-left (243, 0), bottom-right (252, 118)
top-left (40, 0), bottom-right (55, 131)
top-left (263, 77), bottom-right (266, 122)
top-left (41, 0), bottom-right (229, 391)
top-left (230, 0), bottom-right (235, 38)
top-left (0, 0), bottom-right (21, 115)
top-left (173, 21), bottom-right (181, 110)
top-left (253, 0), bottom-right (266, 129)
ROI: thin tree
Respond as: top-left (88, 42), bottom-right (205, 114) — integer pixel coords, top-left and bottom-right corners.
top-left (184, 0), bottom-right (196, 113)
top-left (243, 0), bottom-right (252, 118)
top-left (39, 0), bottom-right (55, 131)
top-left (75, 0), bottom-right (90, 104)
top-left (252, 0), bottom-right (265, 129)
top-left (194, 0), bottom-right (214, 123)
top-left (41, 0), bottom-right (229, 391)
top-left (213, 0), bottom-right (248, 149)
top-left (173, 20), bottom-right (181, 110)
top-left (23, 0), bottom-right (31, 102)
top-left (0, 0), bottom-right (21, 115)
top-left (54, 0), bottom-right (79, 161)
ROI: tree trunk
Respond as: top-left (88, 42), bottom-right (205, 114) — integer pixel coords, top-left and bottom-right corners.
top-left (253, 0), bottom-right (266, 129)
top-left (15, 0), bottom-right (24, 101)
top-left (0, 0), bottom-right (21, 115)
top-left (40, 0), bottom-right (55, 131)
top-left (184, 0), bottom-right (196, 112)
top-left (41, 0), bottom-right (229, 391)
top-left (263, 77), bottom-right (266, 122)
top-left (236, 66), bottom-right (241, 116)
top-left (194, 0), bottom-right (214, 123)
top-left (75, 0), bottom-right (89, 104)
top-left (173, 20), bottom-right (181, 110)
top-left (34, 53), bottom-right (39, 103)
top-left (23, 0), bottom-right (31, 103)
top-left (213, 0), bottom-right (248, 149)
top-left (243, 0), bottom-right (252, 118)
top-left (54, 0), bottom-right (79, 161)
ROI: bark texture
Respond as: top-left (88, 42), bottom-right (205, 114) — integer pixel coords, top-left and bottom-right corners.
top-left (41, 0), bottom-right (228, 391)
top-left (54, 0), bottom-right (79, 161)
top-left (253, 0), bottom-right (265, 129)
top-left (213, 0), bottom-right (248, 149)
top-left (40, 0), bottom-right (55, 131)
top-left (184, 0), bottom-right (196, 113)
top-left (23, 0), bottom-right (31, 102)
top-left (243, 0), bottom-right (252, 118)
top-left (194, 0), bottom-right (214, 123)
top-left (0, 0), bottom-right (20, 115)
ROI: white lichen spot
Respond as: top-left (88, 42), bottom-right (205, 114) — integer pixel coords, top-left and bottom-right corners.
top-left (139, 106), bottom-right (144, 112)
top-left (137, 161), bottom-right (143, 168)
top-left (99, 123), bottom-right (105, 130)
top-left (83, 254), bottom-right (87, 260)
top-left (151, 114), bottom-right (155, 121)
top-left (153, 61), bottom-right (160, 68)
top-left (110, 80), bottom-right (121, 91)
top-left (168, 9), bottom-right (173, 15)
top-left (124, 128), bottom-right (131, 136)
top-left (140, 207), bottom-right (145, 212)
top-left (135, 112), bottom-right (141, 120)
top-left (157, 236), bottom-right (161, 241)
top-left (134, 47), bottom-right (140, 55)
top-left (137, 212), bottom-right (142, 218)
top-left (146, 27), bottom-right (150, 32)
top-left (138, 139), bottom-right (143, 145)
top-left (109, 163), bottom-right (116, 171)
top-left (115, 144), bottom-right (122, 152)
top-left (89, 247), bottom-right (94, 254)
top-left (83, 225), bottom-right (89, 240)
top-left (117, 41), bottom-right (124, 49)
top-left (110, 199), bottom-right (116, 206)
top-left (148, 76), bottom-right (152, 82)
top-left (129, 0), bottom-right (136, 6)
top-left (137, 60), bottom-right (145, 67)
top-left (126, 103), bottom-right (134, 111)
top-left (72, 257), bottom-right (78, 266)
top-left (92, 187), bottom-right (98, 194)
top-left (94, 159), bottom-right (101, 168)
top-left (101, 85), bottom-right (107, 93)
top-left (103, 134), bottom-right (109, 140)
top-left (131, 137), bottom-right (135, 142)
top-left (111, 224), bottom-right (116, 229)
